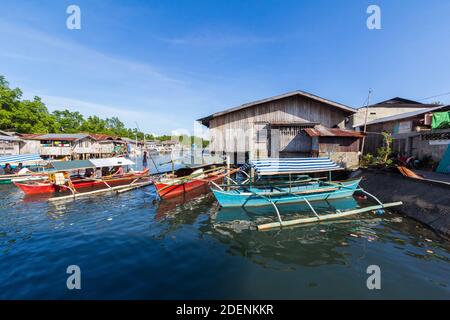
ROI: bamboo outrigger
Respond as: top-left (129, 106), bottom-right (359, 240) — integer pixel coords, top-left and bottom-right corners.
top-left (209, 158), bottom-right (403, 231)
top-left (13, 157), bottom-right (151, 201)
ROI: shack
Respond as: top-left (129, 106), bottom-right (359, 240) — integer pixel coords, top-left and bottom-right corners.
top-left (0, 134), bottom-right (23, 156)
top-left (352, 97), bottom-right (438, 128)
top-left (361, 105), bottom-right (450, 167)
top-left (198, 91), bottom-right (363, 168)
top-left (18, 133), bottom-right (126, 160)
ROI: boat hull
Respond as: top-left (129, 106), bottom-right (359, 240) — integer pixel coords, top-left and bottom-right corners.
top-left (212, 179), bottom-right (361, 208)
top-left (156, 172), bottom-right (228, 199)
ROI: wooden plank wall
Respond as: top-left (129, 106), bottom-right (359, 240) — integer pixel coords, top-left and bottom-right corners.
top-left (209, 95), bottom-right (350, 158)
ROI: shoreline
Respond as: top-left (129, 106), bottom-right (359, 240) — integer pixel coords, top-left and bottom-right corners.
top-left (357, 168), bottom-right (450, 239)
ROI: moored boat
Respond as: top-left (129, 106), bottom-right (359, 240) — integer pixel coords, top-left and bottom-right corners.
top-left (209, 158), bottom-right (403, 231)
top-left (155, 164), bottom-right (238, 199)
top-left (14, 157), bottom-right (150, 196)
top-left (211, 178), bottom-right (362, 208)
top-left (0, 154), bottom-right (49, 184)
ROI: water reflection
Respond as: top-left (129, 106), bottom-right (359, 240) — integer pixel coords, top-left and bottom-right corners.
top-left (1, 176), bottom-right (450, 298)
top-left (156, 192), bottom-right (450, 272)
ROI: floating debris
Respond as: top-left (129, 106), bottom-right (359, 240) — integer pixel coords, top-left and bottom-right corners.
top-left (107, 217), bottom-right (112, 221)
top-left (425, 238), bottom-right (433, 243)
top-left (426, 250), bottom-right (434, 254)
top-left (349, 233), bottom-right (359, 238)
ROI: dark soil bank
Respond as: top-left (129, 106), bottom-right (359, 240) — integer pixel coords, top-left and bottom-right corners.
top-left (359, 169), bottom-right (450, 238)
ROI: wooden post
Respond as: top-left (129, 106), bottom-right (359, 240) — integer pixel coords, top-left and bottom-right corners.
top-left (360, 89), bottom-right (372, 160)
top-left (226, 154), bottom-right (231, 191)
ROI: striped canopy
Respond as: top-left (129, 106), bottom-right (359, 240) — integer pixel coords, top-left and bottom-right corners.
top-left (250, 158), bottom-right (343, 176)
top-left (0, 154), bottom-right (44, 166)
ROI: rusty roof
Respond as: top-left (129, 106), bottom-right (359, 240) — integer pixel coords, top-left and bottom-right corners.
top-left (304, 127), bottom-right (365, 138)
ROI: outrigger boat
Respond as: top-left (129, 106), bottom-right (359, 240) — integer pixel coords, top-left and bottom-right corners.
top-left (14, 157), bottom-right (150, 200)
top-left (209, 158), bottom-right (403, 231)
top-left (155, 163), bottom-right (239, 200)
top-left (0, 154), bottom-right (50, 184)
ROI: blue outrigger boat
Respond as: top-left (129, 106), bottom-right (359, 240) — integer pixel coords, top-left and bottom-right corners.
top-left (210, 158), bottom-right (403, 230)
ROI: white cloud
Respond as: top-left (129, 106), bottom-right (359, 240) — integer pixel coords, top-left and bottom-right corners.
top-left (160, 32), bottom-right (278, 47)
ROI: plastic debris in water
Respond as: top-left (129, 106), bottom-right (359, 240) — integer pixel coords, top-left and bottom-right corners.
top-left (425, 238), bottom-right (433, 243)
top-left (375, 209), bottom-right (385, 215)
top-left (107, 217), bottom-right (112, 221)
top-left (320, 229), bottom-right (326, 233)
top-left (349, 233), bottom-right (359, 238)
top-left (426, 250), bottom-right (434, 254)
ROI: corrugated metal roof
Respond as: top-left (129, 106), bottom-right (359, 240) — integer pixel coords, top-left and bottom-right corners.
top-left (37, 133), bottom-right (90, 141)
top-left (304, 127), bottom-right (365, 138)
top-left (197, 91), bottom-right (356, 127)
top-left (19, 134), bottom-right (43, 140)
top-left (365, 105), bottom-right (450, 126)
top-left (0, 135), bottom-right (23, 142)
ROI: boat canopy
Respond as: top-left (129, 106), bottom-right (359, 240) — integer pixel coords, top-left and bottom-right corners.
top-left (89, 157), bottom-right (134, 168)
top-left (52, 160), bottom-right (95, 171)
top-left (51, 157), bottom-right (135, 172)
top-left (250, 157), bottom-right (343, 176)
top-left (0, 154), bottom-right (44, 166)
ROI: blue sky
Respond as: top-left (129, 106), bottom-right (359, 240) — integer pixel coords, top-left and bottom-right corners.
top-left (1, 0), bottom-right (450, 135)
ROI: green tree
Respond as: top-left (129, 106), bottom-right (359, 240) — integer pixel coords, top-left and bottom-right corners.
top-left (80, 115), bottom-right (108, 133)
top-left (53, 109), bottom-right (85, 133)
top-left (0, 76), bottom-right (57, 133)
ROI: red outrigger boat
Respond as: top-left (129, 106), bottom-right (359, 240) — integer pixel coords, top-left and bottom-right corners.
top-left (155, 165), bottom-right (238, 200)
top-left (14, 158), bottom-right (150, 196)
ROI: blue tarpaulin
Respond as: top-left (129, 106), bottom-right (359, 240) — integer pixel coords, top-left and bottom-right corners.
top-left (436, 145), bottom-right (450, 174)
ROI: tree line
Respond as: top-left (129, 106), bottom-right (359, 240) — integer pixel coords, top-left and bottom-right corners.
top-left (0, 75), bottom-right (208, 146)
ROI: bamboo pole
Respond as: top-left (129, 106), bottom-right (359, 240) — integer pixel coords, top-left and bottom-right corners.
top-left (257, 202), bottom-right (403, 231)
top-left (116, 181), bottom-right (154, 193)
top-left (48, 181), bottom-right (152, 202)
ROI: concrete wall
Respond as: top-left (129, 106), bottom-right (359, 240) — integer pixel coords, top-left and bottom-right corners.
top-left (359, 169), bottom-right (450, 239)
top-left (20, 140), bottom-right (41, 154)
top-left (352, 106), bottom-right (428, 128)
top-left (0, 141), bottom-right (21, 155)
top-left (322, 151), bottom-right (359, 169)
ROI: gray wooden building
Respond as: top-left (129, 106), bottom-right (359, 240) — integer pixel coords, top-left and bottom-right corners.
top-left (198, 91), bottom-right (363, 168)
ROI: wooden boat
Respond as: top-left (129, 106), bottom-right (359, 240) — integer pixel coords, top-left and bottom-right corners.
top-left (1, 173), bottom-right (47, 184)
top-left (0, 154), bottom-right (49, 184)
top-left (209, 158), bottom-right (403, 231)
top-left (155, 164), bottom-right (238, 200)
top-left (14, 157), bottom-right (150, 196)
top-left (211, 178), bottom-right (362, 208)
top-left (15, 171), bottom-right (149, 195)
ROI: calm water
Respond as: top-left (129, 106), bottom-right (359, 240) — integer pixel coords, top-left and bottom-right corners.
top-left (1, 158), bottom-right (450, 299)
